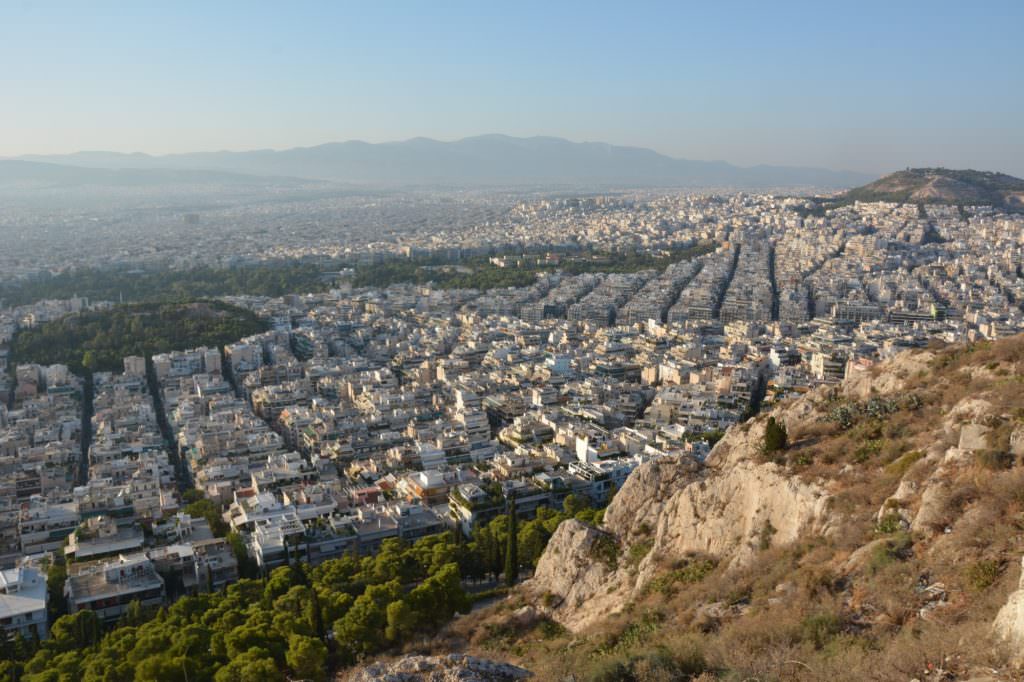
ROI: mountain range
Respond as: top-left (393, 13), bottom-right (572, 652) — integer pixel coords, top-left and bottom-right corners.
top-left (3, 135), bottom-right (874, 189)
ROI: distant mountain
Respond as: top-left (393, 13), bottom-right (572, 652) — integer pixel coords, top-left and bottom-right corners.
top-left (0, 159), bottom-right (309, 188)
top-left (12, 135), bottom-right (873, 189)
top-left (837, 167), bottom-right (1024, 211)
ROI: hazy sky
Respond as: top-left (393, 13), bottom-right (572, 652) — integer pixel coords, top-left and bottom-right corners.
top-left (3, 0), bottom-right (1022, 175)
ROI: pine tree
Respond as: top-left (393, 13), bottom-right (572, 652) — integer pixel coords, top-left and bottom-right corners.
top-left (505, 494), bottom-right (518, 587)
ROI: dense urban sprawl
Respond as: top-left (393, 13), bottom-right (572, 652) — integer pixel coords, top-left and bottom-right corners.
top-left (2, 190), bottom-right (1024, 648)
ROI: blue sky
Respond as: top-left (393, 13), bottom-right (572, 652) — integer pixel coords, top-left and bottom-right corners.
top-left (2, 0), bottom-right (1022, 174)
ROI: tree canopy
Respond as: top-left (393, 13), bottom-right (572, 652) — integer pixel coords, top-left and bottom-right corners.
top-left (9, 301), bottom-right (267, 373)
top-left (3, 495), bottom-right (605, 682)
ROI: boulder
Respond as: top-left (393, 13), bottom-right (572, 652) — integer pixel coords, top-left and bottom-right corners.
top-left (958, 423), bottom-right (991, 451)
top-left (993, 557), bottom-right (1024, 665)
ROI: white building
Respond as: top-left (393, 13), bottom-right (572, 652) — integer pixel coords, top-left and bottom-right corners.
top-left (0, 556), bottom-right (49, 640)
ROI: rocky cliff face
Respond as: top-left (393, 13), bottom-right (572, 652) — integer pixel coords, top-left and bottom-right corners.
top-left (527, 390), bottom-right (838, 631)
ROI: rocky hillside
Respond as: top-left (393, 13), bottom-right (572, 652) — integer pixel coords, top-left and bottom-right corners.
top-left (344, 655), bottom-right (532, 681)
top-left (836, 168), bottom-right (1024, 211)
top-left (443, 336), bottom-right (1024, 681)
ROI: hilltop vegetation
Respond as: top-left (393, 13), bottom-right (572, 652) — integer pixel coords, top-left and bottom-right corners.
top-left (828, 168), bottom-right (1024, 212)
top-left (9, 301), bottom-right (267, 373)
top-left (444, 336), bottom-right (1024, 680)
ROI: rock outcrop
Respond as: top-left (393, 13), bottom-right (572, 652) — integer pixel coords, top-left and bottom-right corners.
top-left (346, 655), bottom-right (532, 682)
top-left (526, 396), bottom-right (838, 630)
top-left (842, 349), bottom-right (934, 400)
top-left (993, 557), bottom-right (1024, 665)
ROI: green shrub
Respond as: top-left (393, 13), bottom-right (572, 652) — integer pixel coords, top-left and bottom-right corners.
top-left (875, 512), bottom-right (903, 535)
top-left (853, 439), bottom-right (882, 464)
top-left (799, 612), bottom-right (843, 649)
top-left (762, 417), bottom-right (788, 457)
top-left (537, 618), bottom-right (566, 639)
top-left (591, 533), bottom-right (620, 570)
top-left (886, 450), bottom-right (924, 476)
top-left (868, 532), bottom-right (913, 574)
top-left (965, 559), bottom-right (1001, 591)
top-left (646, 557), bottom-right (717, 596)
top-left (627, 540), bottom-right (654, 569)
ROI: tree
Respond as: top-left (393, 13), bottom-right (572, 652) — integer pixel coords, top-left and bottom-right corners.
top-left (213, 648), bottom-right (281, 682)
top-left (384, 599), bottom-right (416, 642)
top-left (518, 519), bottom-right (551, 568)
top-left (119, 599), bottom-right (148, 628)
top-left (285, 634), bottom-right (327, 682)
top-left (505, 495), bottom-right (519, 587)
top-left (563, 493), bottom-right (588, 516)
top-left (762, 416), bottom-right (788, 458)
top-left (48, 610), bottom-right (100, 652)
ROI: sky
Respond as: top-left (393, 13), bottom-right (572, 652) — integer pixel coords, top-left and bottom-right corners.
top-left (2, 0), bottom-right (1023, 175)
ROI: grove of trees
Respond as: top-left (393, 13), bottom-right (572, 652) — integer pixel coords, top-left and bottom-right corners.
top-left (0, 495), bottom-right (604, 682)
top-left (0, 263), bottom-right (336, 308)
top-left (9, 301), bottom-right (267, 373)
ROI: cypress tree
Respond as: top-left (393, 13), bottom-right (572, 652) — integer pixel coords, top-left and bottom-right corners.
top-left (504, 494), bottom-right (518, 587)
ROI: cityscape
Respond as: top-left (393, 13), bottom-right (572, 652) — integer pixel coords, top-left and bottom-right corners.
top-left (2, 1), bottom-right (1024, 680)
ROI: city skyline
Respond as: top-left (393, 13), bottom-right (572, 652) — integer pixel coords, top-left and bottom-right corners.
top-left (3, 0), bottom-right (1023, 175)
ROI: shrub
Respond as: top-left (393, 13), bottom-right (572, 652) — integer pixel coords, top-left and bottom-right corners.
top-left (630, 646), bottom-right (707, 681)
top-left (592, 533), bottom-right (620, 570)
top-left (762, 417), bottom-right (788, 456)
top-left (627, 540), bottom-right (654, 569)
top-left (585, 658), bottom-right (630, 682)
top-left (853, 439), bottom-right (882, 464)
top-left (537, 618), bottom-right (566, 639)
top-left (799, 612), bottom-right (843, 650)
top-left (964, 559), bottom-right (1001, 591)
top-left (758, 520), bottom-right (777, 551)
top-left (646, 557), bottom-right (717, 596)
top-left (876, 512), bottom-right (904, 535)
top-left (790, 451), bottom-right (813, 467)
top-left (868, 532), bottom-right (913, 574)
top-left (886, 450), bottom-right (924, 477)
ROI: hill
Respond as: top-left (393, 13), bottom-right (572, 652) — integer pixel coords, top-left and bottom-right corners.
top-left (11, 135), bottom-right (873, 189)
top-left (9, 301), bottom-right (267, 373)
top-left (835, 167), bottom-right (1024, 211)
top-left (443, 336), bottom-right (1024, 680)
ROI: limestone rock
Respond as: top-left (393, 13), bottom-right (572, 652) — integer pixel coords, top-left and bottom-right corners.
top-left (993, 557), bottom-right (1024, 665)
top-left (958, 423), bottom-right (991, 451)
top-left (526, 519), bottom-right (626, 630)
top-left (527, 450), bottom-right (835, 630)
top-left (1009, 425), bottom-right (1024, 457)
top-left (842, 349), bottom-right (933, 400)
top-left (943, 398), bottom-right (994, 439)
